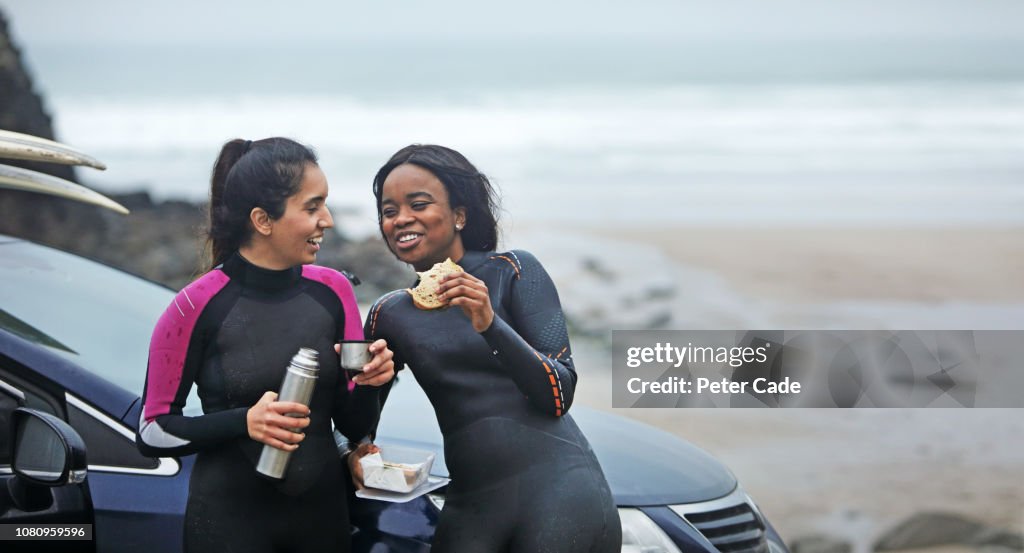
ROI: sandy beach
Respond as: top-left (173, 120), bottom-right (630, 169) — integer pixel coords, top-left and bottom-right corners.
top-left (597, 227), bottom-right (1024, 303)
top-left (507, 225), bottom-right (1024, 332)
top-left (512, 225), bottom-right (1024, 549)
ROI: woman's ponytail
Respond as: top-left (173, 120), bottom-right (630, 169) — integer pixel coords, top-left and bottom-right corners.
top-left (207, 139), bottom-right (252, 269)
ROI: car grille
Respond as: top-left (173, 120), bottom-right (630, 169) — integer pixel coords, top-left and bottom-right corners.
top-left (670, 489), bottom-right (769, 553)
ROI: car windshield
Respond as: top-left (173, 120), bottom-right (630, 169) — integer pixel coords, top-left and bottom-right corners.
top-left (0, 237), bottom-right (200, 413)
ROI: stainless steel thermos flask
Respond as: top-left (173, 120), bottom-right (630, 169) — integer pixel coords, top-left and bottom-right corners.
top-left (256, 347), bottom-right (319, 479)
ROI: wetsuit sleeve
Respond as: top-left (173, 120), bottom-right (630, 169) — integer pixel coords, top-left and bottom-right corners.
top-left (137, 278), bottom-right (249, 458)
top-left (363, 290), bottom-right (408, 374)
top-left (358, 290), bottom-right (408, 439)
top-left (327, 275), bottom-right (383, 443)
top-left (331, 373), bottom-right (383, 444)
top-left (333, 387), bottom-right (382, 443)
top-left (479, 250), bottom-right (577, 417)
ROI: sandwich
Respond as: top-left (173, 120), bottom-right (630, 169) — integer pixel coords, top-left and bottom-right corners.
top-left (406, 258), bottom-right (463, 310)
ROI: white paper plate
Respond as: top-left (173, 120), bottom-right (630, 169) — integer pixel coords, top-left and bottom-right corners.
top-left (355, 475), bottom-right (450, 503)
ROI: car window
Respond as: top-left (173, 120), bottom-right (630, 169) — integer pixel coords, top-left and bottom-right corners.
top-left (0, 239), bottom-right (201, 415)
top-left (67, 400), bottom-right (159, 470)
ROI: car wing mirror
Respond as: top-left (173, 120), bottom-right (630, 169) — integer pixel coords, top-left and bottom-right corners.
top-left (11, 407), bottom-right (88, 487)
top-left (1, 408), bottom-right (88, 514)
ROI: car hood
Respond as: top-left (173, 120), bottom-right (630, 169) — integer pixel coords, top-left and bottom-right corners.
top-left (571, 407), bottom-right (738, 505)
top-left (376, 380), bottom-right (737, 506)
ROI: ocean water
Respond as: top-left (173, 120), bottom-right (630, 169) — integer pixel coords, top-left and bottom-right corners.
top-left (23, 41), bottom-right (1024, 235)
top-left (48, 83), bottom-right (1024, 234)
top-left (51, 73), bottom-right (1022, 328)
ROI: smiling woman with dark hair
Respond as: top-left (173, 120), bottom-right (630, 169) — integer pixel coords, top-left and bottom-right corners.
top-left (137, 137), bottom-right (395, 553)
top-left (358, 144), bottom-right (621, 552)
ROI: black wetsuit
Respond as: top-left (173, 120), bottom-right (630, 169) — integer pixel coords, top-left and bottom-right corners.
top-left (366, 250), bottom-right (621, 553)
top-left (138, 252), bottom-right (380, 553)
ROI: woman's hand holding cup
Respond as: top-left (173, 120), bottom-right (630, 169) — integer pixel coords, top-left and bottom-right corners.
top-left (335, 338), bottom-right (395, 386)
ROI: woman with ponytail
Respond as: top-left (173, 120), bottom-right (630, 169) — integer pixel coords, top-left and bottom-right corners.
top-left (137, 137), bottom-right (395, 553)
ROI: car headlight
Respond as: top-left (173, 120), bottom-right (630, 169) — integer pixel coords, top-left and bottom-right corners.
top-left (619, 508), bottom-right (682, 553)
top-left (768, 539), bottom-right (787, 553)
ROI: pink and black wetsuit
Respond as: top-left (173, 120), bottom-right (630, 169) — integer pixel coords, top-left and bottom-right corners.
top-left (366, 249), bottom-right (621, 553)
top-left (138, 252), bottom-right (379, 553)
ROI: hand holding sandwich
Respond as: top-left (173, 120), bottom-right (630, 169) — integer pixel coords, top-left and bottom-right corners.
top-left (438, 271), bottom-right (494, 333)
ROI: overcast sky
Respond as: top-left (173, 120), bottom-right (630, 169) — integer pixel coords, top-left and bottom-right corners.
top-left (4, 0), bottom-right (1024, 47)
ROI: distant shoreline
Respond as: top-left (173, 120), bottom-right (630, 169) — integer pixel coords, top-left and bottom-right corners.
top-left (591, 226), bottom-right (1024, 303)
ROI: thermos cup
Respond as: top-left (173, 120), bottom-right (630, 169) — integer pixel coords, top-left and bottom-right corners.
top-left (339, 340), bottom-right (373, 373)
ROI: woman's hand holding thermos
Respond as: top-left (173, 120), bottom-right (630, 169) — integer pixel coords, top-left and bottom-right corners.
top-left (247, 391), bottom-right (310, 451)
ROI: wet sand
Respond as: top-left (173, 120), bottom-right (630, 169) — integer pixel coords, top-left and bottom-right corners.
top-left (544, 226), bottom-right (1024, 547)
top-left (592, 226), bottom-right (1024, 303)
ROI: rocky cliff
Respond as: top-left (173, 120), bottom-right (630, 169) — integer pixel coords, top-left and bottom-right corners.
top-left (0, 10), bottom-right (73, 182)
top-left (0, 8), bottom-right (115, 257)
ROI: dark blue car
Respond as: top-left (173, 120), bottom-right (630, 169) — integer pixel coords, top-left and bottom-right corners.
top-left (0, 233), bottom-right (789, 553)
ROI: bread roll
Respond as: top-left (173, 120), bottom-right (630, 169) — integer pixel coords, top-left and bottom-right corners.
top-left (406, 258), bottom-right (463, 310)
